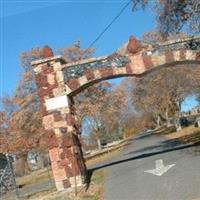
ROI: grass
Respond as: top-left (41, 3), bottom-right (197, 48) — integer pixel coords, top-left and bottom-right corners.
top-left (164, 125), bottom-right (200, 144)
top-left (30, 169), bottom-right (105, 200)
top-left (4, 140), bottom-right (126, 200)
top-left (16, 141), bottom-right (124, 188)
top-left (16, 167), bottom-right (53, 186)
top-left (85, 147), bottom-right (123, 167)
top-left (154, 126), bottom-right (177, 135)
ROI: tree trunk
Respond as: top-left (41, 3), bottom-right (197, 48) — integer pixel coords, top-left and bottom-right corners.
top-left (175, 118), bottom-right (182, 132)
top-left (156, 115), bottom-right (161, 128)
top-left (97, 138), bottom-right (102, 150)
top-left (165, 107), bottom-right (170, 127)
top-left (175, 100), bottom-right (182, 131)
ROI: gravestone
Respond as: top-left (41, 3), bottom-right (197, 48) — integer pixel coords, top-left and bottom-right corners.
top-left (0, 154), bottom-right (18, 196)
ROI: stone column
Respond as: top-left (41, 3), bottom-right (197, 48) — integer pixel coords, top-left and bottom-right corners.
top-left (31, 51), bottom-right (87, 191)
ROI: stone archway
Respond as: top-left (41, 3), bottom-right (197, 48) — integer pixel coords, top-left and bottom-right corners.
top-left (31, 36), bottom-right (200, 191)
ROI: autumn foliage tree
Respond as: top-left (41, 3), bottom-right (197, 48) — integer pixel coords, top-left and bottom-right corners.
top-left (58, 40), bottom-right (95, 63)
top-left (130, 64), bottom-right (200, 128)
top-left (74, 81), bottom-right (128, 149)
top-left (0, 41), bottom-right (95, 173)
top-left (132, 0), bottom-right (200, 37)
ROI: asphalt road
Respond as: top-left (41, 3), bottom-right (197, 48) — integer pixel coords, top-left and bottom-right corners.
top-left (90, 131), bottom-right (200, 200)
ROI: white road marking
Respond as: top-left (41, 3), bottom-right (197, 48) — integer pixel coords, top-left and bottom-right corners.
top-left (144, 159), bottom-right (175, 176)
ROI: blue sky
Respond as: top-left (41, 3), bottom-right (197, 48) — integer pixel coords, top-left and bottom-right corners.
top-left (0, 0), bottom-right (198, 111)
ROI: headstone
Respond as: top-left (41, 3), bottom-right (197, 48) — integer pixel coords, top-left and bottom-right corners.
top-left (195, 117), bottom-right (200, 127)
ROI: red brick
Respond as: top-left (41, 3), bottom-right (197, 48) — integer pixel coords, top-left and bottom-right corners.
top-left (35, 74), bottom-right (48, 87)
top-left (125, 64), bottom-right (133, 74)
top-left (59, 152), bottom-right (65, 159)
top-left (49, 134), bottom-right (59, 148)
top-left (66, 79), bottom-right (80, 91)
top-left (127, 36), bottom-right (142, 54)
top-left (65, 114), bottom-right (76, 126)
top-left (38, 84), bottom-right (57, 98)
top-left (165, 51), bottom-right (174, 63)
top-left (51, 161), bottom-right (60, 170)
top-left (62, 135), bottom-right (74, 148)
top-left (99, 68), bottom-right (114, 78)
top-left (38, 87), bottom-right (53, 97)
top-left (180, 49), bottom-right (186, 60)
top-left (53, 112), bottom-right (63, 122)
top-left (70, 158), bottom-right (81, 176)
top-left (59, 158), bottom-right (70, 166)
top-left (85, 69), bottom-right (95, 80)
top-left (49, 148), bottom-right (60, 162)
top-left (62, 179), bottom-right (71, 188)
top-left (65, 165), bottom-right (74, 177)
top-left (142, 55), bottom-right (153, 69)
top-left (62, 148), bottom-right (73, 157)
top-left (53, 168), bottom-right (68, 181)
top-left (42, 46), bottom-right (54, 58)
top-left (42, 64), bottom-right (54, 74)
top-left (196, 52), bottom-right (200, 61)
top-left (41, 106), bottom-right (48, 116)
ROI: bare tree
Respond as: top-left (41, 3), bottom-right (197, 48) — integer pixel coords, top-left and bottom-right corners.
top-left (131, 64), bottom-right (200, 128)
top-left (132, 0), bottom-right (200, 36)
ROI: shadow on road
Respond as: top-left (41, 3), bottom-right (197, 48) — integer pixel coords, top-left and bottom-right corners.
top-left (125, 138), bottom-right (183, 155)
top-left (86, 140), bottom-right (200, 188)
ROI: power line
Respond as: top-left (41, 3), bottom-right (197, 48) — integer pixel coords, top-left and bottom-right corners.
top-left (87, 0), bottom-right (132, 49)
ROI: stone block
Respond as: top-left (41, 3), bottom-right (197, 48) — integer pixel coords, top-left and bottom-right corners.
top-left (165, 51), bottom-right (174, 63)
top-left (35, 74), bottom-right (49, 87)
top-left (53, 62), bottom-right (63, 71)
top-left (53, 112), bottom-right (63, 122)
top-left (125, 64), bottom-right (133, 74)
top-left (151, 54), bottom-right (166, 66)
top-left (62, 179), bottom-right (71, 189)
top-left (66, 79), bottom-right (80, 91)
top-left (42, 114), bottom-right (54, 130)
top-left (196, 52), bottom-right (200, 60)
top-left (49, 148), bottom-right (60, 162)
top-left (56, 71), bottom-right (64, 83)
top-left (65, 85), bottom-right (72, 95)
top-left (93, 70), bottom-right (101, 79)
top-left (173, 50), bottom-right (181, 61)
top-left (53, 121), bottom-right (68, 128)
top-left (34, 65), bottom-right (42, 74)
top-left (62, 135), bottom-right (74, 148)
top-left (65, 114), bottom-right (76, 126)
top-left (99, 68), bottom-right (114, 78)
top-left (60, 107), bottom-right (70, 114)
top-left (85, 69), bottom-right (95, 80)
top-left (127, 36), bottom-right (142, 54)
top-left (52, 168), bottom-right (68, 181)
top-left (129, 55), bottom-right (145, 74)
top-left (142, 55), bottom-right (153, 69)
top-left (186, 50), bottom-right (196, 60)
top-left (55, 181), bottom-right (65, 191)
top-left (47, 74), bottom-right (56, 85)
top-left (69, 175), bottom-right (83, 187)
top-left (78, 75), bottom-right (88, 86)
top-left (45, 95), bottom-right (69, 111)
top-left (113, 67), bottom-right (126, 75)
top-left (52, 86), bottom-right (65, 96)
top-left (179, 49), bottom-right (186, 60)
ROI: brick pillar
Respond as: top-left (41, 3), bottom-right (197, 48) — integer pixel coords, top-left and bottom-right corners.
top-left (32, 55), bottom-right (87, 191)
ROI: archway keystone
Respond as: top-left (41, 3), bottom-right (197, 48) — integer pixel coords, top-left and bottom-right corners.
top-left (31, 36), bottom-right (200, 191)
